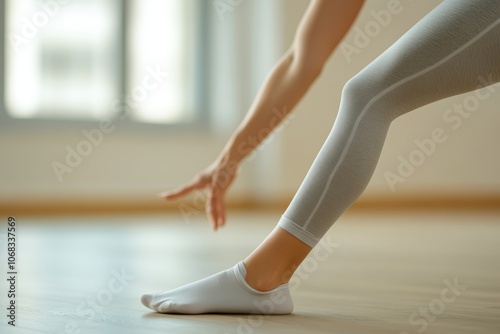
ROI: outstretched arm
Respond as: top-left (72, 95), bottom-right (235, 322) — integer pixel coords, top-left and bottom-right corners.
top-left (223, 0), bottom-right (364, 164)
top-left (161, 0), bottom-right (365, 230)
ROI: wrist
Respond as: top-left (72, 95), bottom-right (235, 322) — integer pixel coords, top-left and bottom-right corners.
top-left (220, 134), bottom-right (244, 163)
top-left (214, 150), bottom-right (240, 179)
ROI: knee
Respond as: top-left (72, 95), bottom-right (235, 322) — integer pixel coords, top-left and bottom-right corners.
top-left (341, 76), bottom-right (362, 102)
top-left (340, 73), bottom-right (398, 121)
top-left (340, 75), bottom-right (377, 116)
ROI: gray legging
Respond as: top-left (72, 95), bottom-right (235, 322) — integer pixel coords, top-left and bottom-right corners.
top-left (278, 0), bottom-right (500, 247)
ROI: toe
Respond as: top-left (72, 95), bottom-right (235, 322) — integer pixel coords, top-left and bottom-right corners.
top-left (158, 300), bottom-right (175, 313)
top-left (140, 293), bottom-right (154, 309)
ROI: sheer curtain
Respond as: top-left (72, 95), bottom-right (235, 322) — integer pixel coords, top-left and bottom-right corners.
top-left (206, 0), bottom-right (284, 133)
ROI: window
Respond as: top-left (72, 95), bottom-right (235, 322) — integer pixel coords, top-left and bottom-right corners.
top-left (128, 0), bottom-right (199, 123)
top-left (2, 0), bottom-right (204, 124)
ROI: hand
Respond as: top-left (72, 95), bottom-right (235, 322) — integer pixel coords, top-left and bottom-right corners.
top-left (158, 157), bottom-right (238, 231)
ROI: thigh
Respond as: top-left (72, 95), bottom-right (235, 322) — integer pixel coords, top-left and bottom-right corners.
top-left (349, 0), bottom-right (500, 120)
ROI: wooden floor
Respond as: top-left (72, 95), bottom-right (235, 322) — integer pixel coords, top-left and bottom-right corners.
top-left (1, 211), bottom-right (499, 334)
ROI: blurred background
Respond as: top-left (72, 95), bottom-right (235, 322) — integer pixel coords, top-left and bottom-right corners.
top-left (1, 0), bottom-right (499, 215)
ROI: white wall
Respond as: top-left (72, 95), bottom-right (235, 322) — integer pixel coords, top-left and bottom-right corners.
top-left (1, 0), bottom-right (499, 206)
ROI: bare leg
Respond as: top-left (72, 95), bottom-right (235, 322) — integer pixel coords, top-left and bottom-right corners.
top-left (244, 226), bottom-right (312, 291)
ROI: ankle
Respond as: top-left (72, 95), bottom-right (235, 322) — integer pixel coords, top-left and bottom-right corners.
top-left (243, 261), bottom-right (290, 292)
top-left (245, 274), bottom-right (285, 292)
top-left (241, 226), bottom-right (311, 292)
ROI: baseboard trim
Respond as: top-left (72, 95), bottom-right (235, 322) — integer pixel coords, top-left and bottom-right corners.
top-left (1, 195), bottom-right (499, 217)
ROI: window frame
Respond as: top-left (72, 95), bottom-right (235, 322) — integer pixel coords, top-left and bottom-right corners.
top-left (0, 0), bottom-right (210, 133)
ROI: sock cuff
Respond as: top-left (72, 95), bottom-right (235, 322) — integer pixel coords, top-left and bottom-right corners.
top-left (233, 262), bottom-right (289, 295)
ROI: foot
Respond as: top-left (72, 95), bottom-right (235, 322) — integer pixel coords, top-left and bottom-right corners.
top-left (141, 262), bottom-right (293, 314)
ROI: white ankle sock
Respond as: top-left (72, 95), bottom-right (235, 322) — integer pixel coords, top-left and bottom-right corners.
top-left (141, 262), bottom-right (293, 314)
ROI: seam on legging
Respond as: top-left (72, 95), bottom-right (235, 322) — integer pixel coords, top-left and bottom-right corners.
top-left (302, 18), bottom-right (500, 230)
top-left (278, 215), bottom-right (319, 248)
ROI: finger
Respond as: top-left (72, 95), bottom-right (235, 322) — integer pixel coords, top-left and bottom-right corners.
top-left (159, 179), bottom-right (205, 200)
top-left (211, 194), bottom-right (221, 231)
top-left (212, 189), bottom-right (227, 230)
top-left (211, 176), bottom-right (227, 230)
top-left (217, 196), bottom-right (226, 229)
top-left (211, 174), bottom-right (229, 229)
top-left (206, 194), bottom-right (218, 231)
